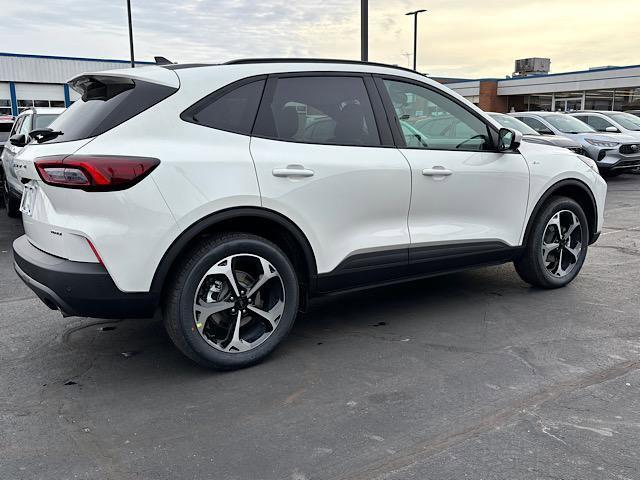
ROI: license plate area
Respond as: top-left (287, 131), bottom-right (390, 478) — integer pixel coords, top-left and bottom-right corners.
top-left (20, 183), bottom-right (38, 216)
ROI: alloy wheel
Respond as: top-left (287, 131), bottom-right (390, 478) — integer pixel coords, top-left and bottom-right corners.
top-left (541, 210), bottom-right (583, 278)
top-left (192, 254), bottom-right (285, 353)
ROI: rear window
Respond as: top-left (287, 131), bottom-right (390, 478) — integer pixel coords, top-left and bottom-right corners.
top-left (42, 77), bottom-right (177, 143)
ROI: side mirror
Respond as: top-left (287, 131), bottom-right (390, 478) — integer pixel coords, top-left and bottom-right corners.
top-left (605, 126), bottom-right (619, 133)
top-left (498, 127), bottom-right (522, 152)
top-left (9, 133), bottom-right (27, 147)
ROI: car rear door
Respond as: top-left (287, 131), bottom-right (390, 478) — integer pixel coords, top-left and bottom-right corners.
top-left (249, 73), bottom-right (412, 291)
top-left (376, 76), bottom-right (530, 274)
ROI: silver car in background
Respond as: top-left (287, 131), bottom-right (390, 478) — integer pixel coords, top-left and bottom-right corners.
top-left (569, 111), bottom-right (640, 140)
top-left (488, 113), bottom-right (585, 155)
top-left (510, 111), bottom-right (640, 175)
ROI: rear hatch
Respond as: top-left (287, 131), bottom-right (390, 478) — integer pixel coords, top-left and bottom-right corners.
top-left (14, 66), bottom-right (178, 260)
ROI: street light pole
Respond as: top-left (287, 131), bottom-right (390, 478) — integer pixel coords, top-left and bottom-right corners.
top-left (361, 0), bottom-right (368, 61)
top-left (127, 0), bottom-right (135, 68)
top-left (405, 9), bottom-right (426, 71)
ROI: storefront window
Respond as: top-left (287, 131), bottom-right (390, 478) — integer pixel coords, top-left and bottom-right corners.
top-left (585, 90), bottom-right (614, 110)
top-left (525, 94), bottom-right (552, 111)
top-left (613, 88), bottom-right (640, 111)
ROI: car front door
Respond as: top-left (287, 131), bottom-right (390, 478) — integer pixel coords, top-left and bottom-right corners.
top-left (250, 74), bottom-right (412, 291)
top-left (2, 115), bottom-right (28, 193)
top-left (377, 77), bottom-right (530, 273)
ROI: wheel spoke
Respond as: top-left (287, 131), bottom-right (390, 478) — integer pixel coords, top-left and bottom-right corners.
top-left (194, 299), bottom-right (234, 318)
top-left (224, 311), bottom-right (250, 352)
top-left (553, 248), bottom-right (566, 277)
top-left (563, 212), bottom-right (580, 240)
top-left (564, 243), bottom-right (582, 261)
top-left (248, 299), bottom-right (284, 331)
top-left (247, 257), bottom-right (278, 298)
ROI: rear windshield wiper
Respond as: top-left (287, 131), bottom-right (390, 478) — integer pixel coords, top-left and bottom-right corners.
top-left (30, 128), bottom-right (63, 143)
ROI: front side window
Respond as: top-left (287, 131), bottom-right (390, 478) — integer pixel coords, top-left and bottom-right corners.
top-left (18, 115), bottom-right (32, 136)
top-left (33, 114), bottom-right (59, 130)
top-left (383, 79), bottom-right (491, 151)
top-left (188, 80), bottom-right (265, 135)
top-left (607, 112), bottom-right (640, 131)
top-left (254, 76), bottom-right (380, 147)
top-left (577, 115), bottom-right (615, 132)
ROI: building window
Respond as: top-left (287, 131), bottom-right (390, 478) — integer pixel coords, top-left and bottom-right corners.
top-left (525, 94), bottom-right (552, 111)
top-left (0, 99), bottom-right (11, 116)
top-left (613, 88), bottom-right (640, 111)
top-left (585, 90), bottom-right (614, 110)
top-left (17, 99), bottom-right (66, 112)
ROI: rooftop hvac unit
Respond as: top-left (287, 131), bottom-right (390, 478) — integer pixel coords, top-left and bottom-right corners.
top-left (513, 58), bottom-right (551, 77)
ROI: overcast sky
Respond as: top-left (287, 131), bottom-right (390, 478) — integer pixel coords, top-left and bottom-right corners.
top-left (3, 0), bottom-right (639, 78)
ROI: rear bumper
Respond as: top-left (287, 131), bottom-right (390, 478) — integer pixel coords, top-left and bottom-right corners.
top-left (13, 235), bottom-right (158, 319)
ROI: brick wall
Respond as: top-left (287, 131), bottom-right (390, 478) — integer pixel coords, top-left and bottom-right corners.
top-left (478, 81), bottom-right (509, 113)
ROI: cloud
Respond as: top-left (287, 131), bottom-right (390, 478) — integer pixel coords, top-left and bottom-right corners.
top-left (2, 0), bottom-right (639, 78)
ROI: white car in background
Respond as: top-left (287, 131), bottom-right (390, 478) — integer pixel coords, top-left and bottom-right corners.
top-left (1, 107), bottom-right (64, 216)
top-left (11, 59), bottom-right (606, 369)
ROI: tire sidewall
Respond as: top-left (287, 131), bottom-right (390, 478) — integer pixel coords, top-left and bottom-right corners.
top-left (175, 237), bottom-right (299, 369)
top-left (530, 198), bottom-right (589, 287)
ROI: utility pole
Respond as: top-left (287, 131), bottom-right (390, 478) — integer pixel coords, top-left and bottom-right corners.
top-left (361, 0), bottom-right (368, 61)
top-left (401, 52), bottom-right (413, 68)
top-left (127, 0), bottom-right (135, 68)
top-left (405, 9), bottom-right (426, 71)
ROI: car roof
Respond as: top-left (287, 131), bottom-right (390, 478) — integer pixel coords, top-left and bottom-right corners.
top-left (16, 107), bottom-right (65, 117)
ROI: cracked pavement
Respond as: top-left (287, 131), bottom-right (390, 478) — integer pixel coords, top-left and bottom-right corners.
top-left (1, 174), bottom-right (640, 480)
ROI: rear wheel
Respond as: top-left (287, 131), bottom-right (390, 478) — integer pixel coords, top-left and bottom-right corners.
top-left (2, 174), bottom-right (20, 218)
top-left (514, 196), bottom-right (589, 289)
top-left (163, 233), bottom-right (299, 370)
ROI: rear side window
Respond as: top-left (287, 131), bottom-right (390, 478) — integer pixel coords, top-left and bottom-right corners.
top-left (42, 77), bottom-right (177, 143)
top-left (254, 76), bottom-right (381, 147)
top-left (183, 80), bottom-right (265, 135)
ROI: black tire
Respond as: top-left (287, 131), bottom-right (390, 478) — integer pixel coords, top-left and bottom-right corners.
top-left (163, 232), bottom-right (299, 370)
top-left (602, 170), bottom-right (621, 178)
top-left (514, 196), bottom-right (589, 289)
top-left (2, 174), bottom-right (20, 218)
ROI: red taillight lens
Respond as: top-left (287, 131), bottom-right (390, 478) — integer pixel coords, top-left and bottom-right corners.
top-left (35, 155), bottom-right (160, 191)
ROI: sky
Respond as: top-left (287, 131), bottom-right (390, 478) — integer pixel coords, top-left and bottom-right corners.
top-left (2, 0), bottom-right (639, 79)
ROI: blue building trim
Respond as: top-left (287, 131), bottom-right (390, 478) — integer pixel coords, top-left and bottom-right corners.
top-left (0, 51), bottom-right (154, 65)
top-left (63, 84), bottom-right (71, 107)
top-left (9, 81), bottom-right (18, 116)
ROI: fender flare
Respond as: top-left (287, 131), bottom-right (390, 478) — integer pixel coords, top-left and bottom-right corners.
top-left (150, 206), bottom-right (317, 294)
top-left (522, 178), bottom-right (598, 246)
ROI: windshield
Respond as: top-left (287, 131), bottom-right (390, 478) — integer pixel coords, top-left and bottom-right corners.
top-left (544, 114), bottom-right (594, 134)
top-left (33, 114), bottom-right (59, 130)
top-left (488, 113), bottom-right (538, 135)
top-left (607, 112), bottom-right (640, 131)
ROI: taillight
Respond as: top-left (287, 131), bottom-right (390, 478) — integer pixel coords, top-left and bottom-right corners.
top-left (35, 155), bottom-right (160, 191)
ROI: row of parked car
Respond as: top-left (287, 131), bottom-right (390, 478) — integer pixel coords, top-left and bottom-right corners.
top-left (489, 111), bottom-right (640, 176)
top-left (1, 102), bottom-right (639, 220)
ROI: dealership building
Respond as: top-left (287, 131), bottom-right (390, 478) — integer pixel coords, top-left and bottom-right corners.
top-left (1, 51), bottom-right (640, 117)
top-left (441, 60), bottom-right (640, 113)
top-left (0, 52), bottom-right (153, 117)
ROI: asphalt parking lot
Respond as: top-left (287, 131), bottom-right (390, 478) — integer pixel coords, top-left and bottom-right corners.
top-left (1, 174), bottom-right (639, 480)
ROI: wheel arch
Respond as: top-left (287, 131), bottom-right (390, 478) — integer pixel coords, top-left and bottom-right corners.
top-left (523, 178), bottom-right (598, 246)
top-left (151, 207), bottom-right (318, 296)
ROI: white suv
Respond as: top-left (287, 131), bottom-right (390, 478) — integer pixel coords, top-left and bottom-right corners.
top-left (11, 59), bottom-right (607, 369)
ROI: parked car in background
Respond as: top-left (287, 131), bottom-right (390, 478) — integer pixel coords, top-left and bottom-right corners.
top-left (488, 113), bottom-right (585, 155)
top-left (510, 111), bottom-right (640, 175)
top-left (11, 60), bottom-right (605, 370)
top-left (569, 111), bottom-right (640, 140)
top-left (0, 115), bottom-right (14, 154)
top-left (1, 107), bottom-right (63, 216)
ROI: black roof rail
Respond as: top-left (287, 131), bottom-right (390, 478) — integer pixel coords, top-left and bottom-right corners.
top-left (224, 58), bottom-right (426, 76)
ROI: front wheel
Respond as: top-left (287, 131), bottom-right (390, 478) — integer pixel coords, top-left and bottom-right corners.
top-left (514, 196), bottom-right (589, 289)
top-left (163, 233), bottom-right (299, 370)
